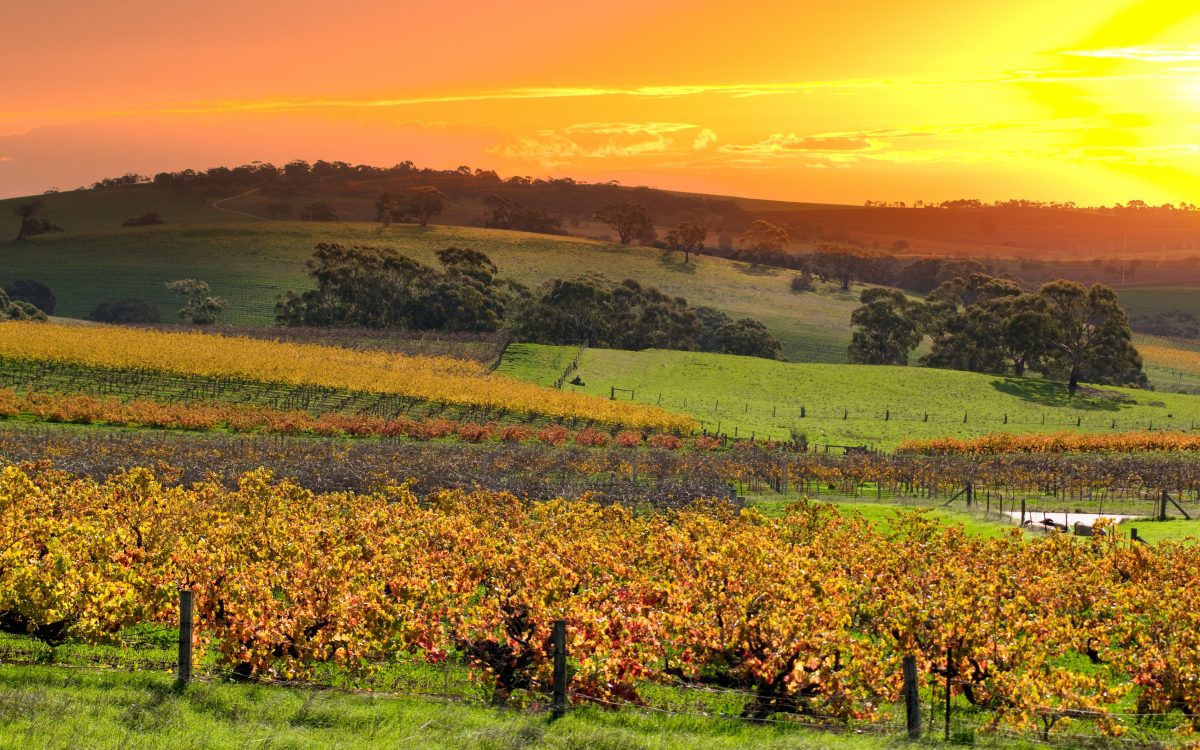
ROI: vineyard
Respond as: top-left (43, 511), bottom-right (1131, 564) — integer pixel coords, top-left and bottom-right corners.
top-left (4, 465), bottom-right (1200, 746)
top-left (899, 430), bottom-right (1200, 455)
top-left (0, 323), bottom-right (692, 431)
top-left (0, 386), bottom-right (708, 450)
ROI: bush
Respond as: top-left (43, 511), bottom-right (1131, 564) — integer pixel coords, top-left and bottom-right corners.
top-left (615, 431), bottom-right (643, 448)
top-left (299, 203), bottom-right (339, 221)
top-left (648, 434), bottom-right (683, 450)
top-left (790, 272), bottom-right (814, 293)
top-left (121, 212), bottom-right (163, 227)
top-left (574, 427), bottom-right (610, 447)
top-left (498, 425), bottom-right (532, 443)
top-left (692, 435), bottom-right (722, 451)
top-left (4, 280), bottom-right (55, 315)
top-left (89, 298), bottom-right (161, 324)
top-left (456, 422), bottom-right (494, 443)
top-left (416, 419), bottom-right (456, 440)
top-left (537, 425), bottom-right (570, 446)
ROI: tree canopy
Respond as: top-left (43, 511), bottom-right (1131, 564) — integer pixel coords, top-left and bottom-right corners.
top-left (848, 288), bottom-right (923, 365)
top-left (594, 202), bottom-right (655, 245)
top-left (847, 274), bottom-right (1146, 391)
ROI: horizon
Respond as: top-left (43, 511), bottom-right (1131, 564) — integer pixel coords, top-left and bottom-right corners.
top-left (2, 0), bottom-right (1199, 205)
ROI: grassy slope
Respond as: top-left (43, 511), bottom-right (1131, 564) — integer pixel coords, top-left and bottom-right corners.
top-left (0, 219), bottom-right (859, 364)
top-left (498, 344), bottom-right (1200, 447)
top-left (0, 666), bottom-right (954, 750)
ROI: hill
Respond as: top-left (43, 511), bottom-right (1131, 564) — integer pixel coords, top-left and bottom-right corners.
top-left (0, 205), bottom-right (865, 363)
top-left (497, 344), bottom-right (1200, 448)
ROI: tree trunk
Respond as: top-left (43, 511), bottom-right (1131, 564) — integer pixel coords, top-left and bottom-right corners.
top-left (1014, 359), bottom-right (1026, 377)
top-left (1068, 366), bottom-right (1080, 394)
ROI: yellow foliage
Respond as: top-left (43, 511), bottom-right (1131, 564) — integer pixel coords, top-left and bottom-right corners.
top-left (0, 322), bottom-right (695, 430)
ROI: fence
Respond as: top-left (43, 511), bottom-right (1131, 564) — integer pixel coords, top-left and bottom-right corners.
top-left (0, 593), bottom-right (1185, 748)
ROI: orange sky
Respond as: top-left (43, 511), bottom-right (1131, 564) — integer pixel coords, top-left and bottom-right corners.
top-left (2, 0), bottom-right (1199, 203)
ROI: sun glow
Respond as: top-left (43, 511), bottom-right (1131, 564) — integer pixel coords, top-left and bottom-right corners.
top-left (1, 0), bottom-right (1199, 204)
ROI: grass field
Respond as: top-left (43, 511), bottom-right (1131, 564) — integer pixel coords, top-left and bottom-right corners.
top-left (0, 666), bottom-right (928, 750)
top-left (497, 344), bottom-right (1200, 447)
top-left (0, 187), bottom-right (862, 362)
top-left (1120, 286), bottom-right (1200, 320)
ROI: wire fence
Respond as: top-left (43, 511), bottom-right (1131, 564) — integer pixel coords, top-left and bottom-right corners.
top-left (0, 611), bottom-right (1191, 749)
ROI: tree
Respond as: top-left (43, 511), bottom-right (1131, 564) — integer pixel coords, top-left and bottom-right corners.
top-left (848, 288), bottom-right (922, 365)
top-left (740, 220), bottom-right (789, 254)
top-left (594, 203), bottom-right (654, 245)
top-left (811, 248), bottom-right (879, 292)
top-left (299, 203), bottom-right (339, 221)
top-left (405, 186), bottom-right (446, 227)
top-left (166, 279), bottom-right (225, 325)
top-left (4, 280), bottom-right (55, 315)
top-left (0, 289), bottom-right (47, 321)
top-left (375, 194), bottom-right (401, 226)
top-left (276, 244), bottom-right (508, 332)
top-left (89, 298), bottom-right (161, 324)
top-left (481, 195), bottom-right (564, 235)
top-left (13, 200), bottom-right (63, 241)
top-left (1038, 280), bottom-right (1146, 392)
top-left (121, 212), bottom-right (164, 227)
top-left (664, 222), bottom-right (708, 264)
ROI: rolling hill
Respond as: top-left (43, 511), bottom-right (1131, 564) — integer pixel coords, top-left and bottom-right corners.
top-left (0, 187), bottom-right (865, 363)
top-left (497, 343), bottom-right (1200, 449)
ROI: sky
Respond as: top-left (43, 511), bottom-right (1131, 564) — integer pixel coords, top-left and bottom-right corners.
top-left (2, 0), bottom-right (1199, 204)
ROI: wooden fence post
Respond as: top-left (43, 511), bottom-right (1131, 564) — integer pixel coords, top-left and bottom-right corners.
top-left (552, 620), bottom-right (568, 719)
top-left (903, 655), bottom-right (921, 739)
top-left (177, 589), bottom-right (194, 684)
top-left (944, 647), bottom-right (952, 741)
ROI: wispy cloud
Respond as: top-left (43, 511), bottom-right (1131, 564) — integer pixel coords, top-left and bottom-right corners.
top-left (1059, 45), bottom-right (1200, 63)
top-left (718, 132), bottom-right (882, 156)
top-left (489, 122), bottom-right (702, 166)
top-left (692, 128), bottom-right (718, 151)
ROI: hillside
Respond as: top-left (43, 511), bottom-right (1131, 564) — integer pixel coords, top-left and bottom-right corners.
top-left (0, 213), bottom-right (864, 364)
top-left (4, 181), bottom-right (1199, 367)
top-left (497, 344), bottom-right (1200, 448)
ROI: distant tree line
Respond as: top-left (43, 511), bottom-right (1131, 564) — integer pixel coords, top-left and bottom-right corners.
top-left (90, 160), bottom-right (751, 235)
top-left (1131, 310), bottom-right (1199, 339)
top-left (276, 244), bottom-right (782, 360)
top-left (848, 274), bottom-right (1146, 392)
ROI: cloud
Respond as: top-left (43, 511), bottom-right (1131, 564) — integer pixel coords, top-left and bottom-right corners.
top-left (490, 122), bottom-right (698, 166)
top-left (561, 122), bottom-right (698, 136)
top-left (718, 132), bottom-right (879, 156)
top-left (1059, 46), bottom-right (1200, 63)
top-left (692, 128), bottom-right (717, 150)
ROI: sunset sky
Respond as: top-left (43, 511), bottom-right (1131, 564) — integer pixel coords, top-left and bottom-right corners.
top-left (2, 0), bottom-right (1198, 204)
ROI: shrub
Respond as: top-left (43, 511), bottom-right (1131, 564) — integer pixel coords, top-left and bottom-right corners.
top-left (574, 427), bottom-right (610, 447)
top-left (456, 422), bottom-right (494, 443)
top-left (615, 431), bottom-right (643, 448)
top-left (5, 280), bottom-right (55, 315)
top-left (417, 418), bottom-right (457, 440)
top-left (121, 212), bottom-right (164, 227)
top-left (692, 435), bottom-right (722, 451)
top-left (300, 203), bottom-right (339, 221)
top-left (648, 434), bottom-right (683, 450)
top-left (0, 388), bottom-right (21, 418)
top-left (537, 425), bottom-right (571, 446)
top-left (89, 298), bottom-right (161, 324)
top-left (498, 425), bottom-right (532, 443)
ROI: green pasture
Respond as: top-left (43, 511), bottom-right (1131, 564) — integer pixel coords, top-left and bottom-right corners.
top-left (498, 344), bottom-right (1200, 448)
top-left (1120, 286), bottom-right (1200, 320)
top-left (0, 186), bottom-right (861, 362)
